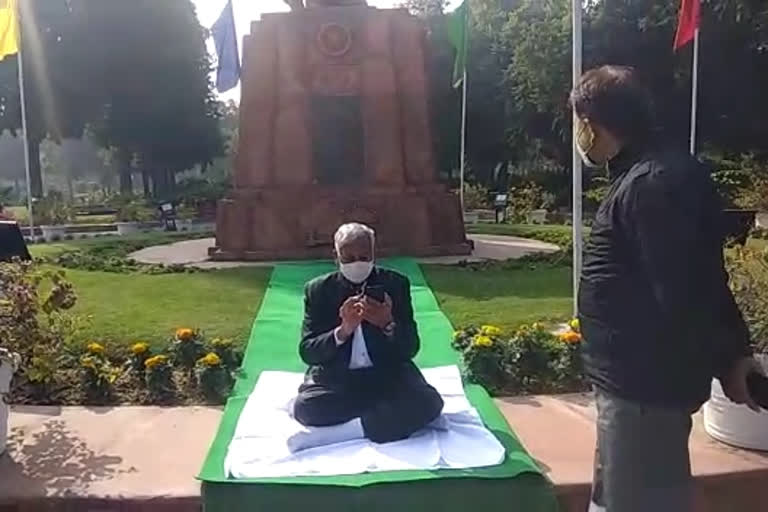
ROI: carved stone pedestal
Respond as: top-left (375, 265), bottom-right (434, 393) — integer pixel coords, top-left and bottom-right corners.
top-left (211, 4), bottom-right (469, 261)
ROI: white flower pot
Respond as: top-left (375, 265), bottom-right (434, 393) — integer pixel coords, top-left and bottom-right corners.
top-left (527, 209), bottom-right (548, 224)
top-left (463, 211), bottom-right (480, 225)
top-left (0, 353), bottom-right (18, 455)
top-left (40, 225), bottom-right (67, 243)
top-left (756, 212), bottom-right (768, 229)
top-left (703, 355), bottom-right (768, 451)
top-left (116, 222), bottom-right (141, 236)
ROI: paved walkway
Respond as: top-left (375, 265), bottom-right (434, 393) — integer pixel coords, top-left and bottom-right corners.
top-left (129, 234), bottom-right (559, 268)
top-left (2, 398), bottom-right (767, 511)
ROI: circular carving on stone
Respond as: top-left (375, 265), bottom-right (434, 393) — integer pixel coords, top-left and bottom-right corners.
top-left (317, 23), bottom-right (352, 57)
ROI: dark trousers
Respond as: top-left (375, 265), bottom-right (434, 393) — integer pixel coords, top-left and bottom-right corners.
top-left (590, 387), bottom-right (694, 512)
top-left (293, 363), bottom-right (444, 444)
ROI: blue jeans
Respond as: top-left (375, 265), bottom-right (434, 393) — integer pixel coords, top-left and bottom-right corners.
top-left (590, 388), bottom-right (694, 512)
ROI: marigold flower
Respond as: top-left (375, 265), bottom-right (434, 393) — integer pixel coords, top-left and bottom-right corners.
top-left (144, 355), bottom-right (169, 369)
top-left (175, 328), bottom-right (195, 341)
top-left (480, 325), bottom-right (502, 337)
top-left (472, 335), bottom-right (494, 348)
top-left (211, 338), bottom-right (232, 348)
top-left (560, 331), bottom-right (582, 344)
top-left (198, 352), bottom-right (222, 367)
top-left (80, 356), bottom-right (97, 369)
top-left (131, 342), bottom-right (150, 356)
top-left (86, 342), bottom-right (105, 355)
top-left (569, 318), bottom-right (580, 332)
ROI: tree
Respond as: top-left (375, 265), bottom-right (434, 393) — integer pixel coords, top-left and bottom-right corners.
top-left (85, 0), bottom-right (224, 197)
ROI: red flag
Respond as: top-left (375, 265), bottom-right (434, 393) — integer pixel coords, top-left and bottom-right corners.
top-left (674, 0), bottom-right (701, 50)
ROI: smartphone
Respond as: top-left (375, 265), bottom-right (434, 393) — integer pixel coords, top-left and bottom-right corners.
top-left (364, 284), bottom-right (386, 303)
top-left (747, 371), bottom-right (768, 410)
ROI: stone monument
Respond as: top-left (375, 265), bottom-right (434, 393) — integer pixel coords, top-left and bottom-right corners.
top-left (210, 0), bottom-right (471, 261)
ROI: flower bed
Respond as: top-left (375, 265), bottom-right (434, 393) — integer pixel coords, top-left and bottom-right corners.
top-left (11, 329), bottom-right (242, 406)
top-left (453, 320), bottom-right (587, 395)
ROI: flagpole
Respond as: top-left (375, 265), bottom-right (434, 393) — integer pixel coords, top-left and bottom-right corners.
top-left (459, 69), bottom-right (467, 213)
top-left (16, 0), bottom-right (34, 236)
top-left (689, 28), bottom-right (699, 156)
top-left (571, 0), bottom-right (583, 317)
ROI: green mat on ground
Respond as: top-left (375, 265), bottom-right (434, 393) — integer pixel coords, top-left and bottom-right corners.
top-left (199, 258), bottom-right (558, 512)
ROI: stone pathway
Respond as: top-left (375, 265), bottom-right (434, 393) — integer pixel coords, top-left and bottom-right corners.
top-left (129, 234), bottom-right (559, 268)
top-left (2, 398), bottom-right (767, 511)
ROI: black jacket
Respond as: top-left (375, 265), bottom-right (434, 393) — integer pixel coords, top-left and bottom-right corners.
top-left (579, 146), bottom-right (751, 408)
top-left (299, 267), bottom-right (420, 386)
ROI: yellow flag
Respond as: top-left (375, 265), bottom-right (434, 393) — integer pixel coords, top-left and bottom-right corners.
top-left (0, 0), bottom-right (19, 61)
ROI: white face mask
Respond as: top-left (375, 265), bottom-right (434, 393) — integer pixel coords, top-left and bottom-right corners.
top-left (576, 141), bottom-right (604, 169)
top-left (339, 261), bottom-right (374, 284)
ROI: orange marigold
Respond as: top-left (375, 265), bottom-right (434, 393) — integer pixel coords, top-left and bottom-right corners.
top-left (175, 328), bottom-right (195, 341)
top-left (559, 331), bottom-right (582, 344)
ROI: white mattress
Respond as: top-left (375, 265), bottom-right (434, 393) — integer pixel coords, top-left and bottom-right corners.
top-left (224, 365), bottom-right (506, 478)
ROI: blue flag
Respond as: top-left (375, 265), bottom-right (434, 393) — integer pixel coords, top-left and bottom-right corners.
top-left (211, 0), bottom-right (240, 93)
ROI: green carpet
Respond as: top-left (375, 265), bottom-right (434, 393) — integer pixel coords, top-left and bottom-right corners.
top-left (199, 259), bottom-right (558, 511)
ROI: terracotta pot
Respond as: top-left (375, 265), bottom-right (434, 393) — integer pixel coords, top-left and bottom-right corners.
top-left (703, 355), bottom-right (768, 451)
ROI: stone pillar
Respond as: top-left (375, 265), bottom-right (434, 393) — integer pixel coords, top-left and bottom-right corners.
top-left (392, 13), bottom-right (435, 186)
top-left (361, 12), bottom-right (404, 187)
top-left (235, 21), bottom-right (278, 189)
top-left (274, 16), bottom-right (313, 186)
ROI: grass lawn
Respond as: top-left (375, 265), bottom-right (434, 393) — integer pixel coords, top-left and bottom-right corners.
top-left (422, 264), bottom-right (573, 333)
top-left (62, 266), bottom-right (271, 349)
top-left (29, 230), bottom-right (572, 348)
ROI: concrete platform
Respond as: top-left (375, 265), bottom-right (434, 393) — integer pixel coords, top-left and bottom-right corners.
top-left (128, 235), bottom-right (559, 269)
top-left (2, 397), bottom-right (766, 511)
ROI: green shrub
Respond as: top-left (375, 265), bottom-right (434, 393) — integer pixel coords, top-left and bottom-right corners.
top-left (0, 261), bottom-right (82, 395)
top-left (197, 352), bottom-right (233, 402)
top-left (726, 247), bottom-right (768, 353)
top-left (453, 322), bottom-right (586, 395)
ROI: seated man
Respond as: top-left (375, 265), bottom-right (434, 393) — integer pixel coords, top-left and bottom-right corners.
top-left (292, 222), bottom-right (443, 448)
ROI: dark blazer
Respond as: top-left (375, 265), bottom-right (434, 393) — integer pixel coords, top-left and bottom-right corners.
top-left (579, 146), bottom-right (751, 409)
top-left (299, 267), bottom-right (420, 385)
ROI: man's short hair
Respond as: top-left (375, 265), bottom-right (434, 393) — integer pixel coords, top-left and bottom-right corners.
top-left (569, 66), bottom-right (655, 143)
top-left (334, 223), bottom-right (375, 251)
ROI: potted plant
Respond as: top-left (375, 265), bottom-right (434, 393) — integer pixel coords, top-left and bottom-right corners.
top-left (176, 204), bottom-right (198, 232)
top-left (703, 247), bottom-right (768, 450)
top-left (33, 192), bottom-right (74, 242)
top-left (116, 201), bottom-right (155, 236)
top-left (0, 347), bottom-right (20, 455)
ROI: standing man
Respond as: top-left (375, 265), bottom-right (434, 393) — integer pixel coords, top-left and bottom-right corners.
top-left (571, 66), bottom-right (762, 512)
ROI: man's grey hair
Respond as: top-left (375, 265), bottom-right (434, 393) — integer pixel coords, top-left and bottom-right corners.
top-left (334, 223), bottom-right (375, 252)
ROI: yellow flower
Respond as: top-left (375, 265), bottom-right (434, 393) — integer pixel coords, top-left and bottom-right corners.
top-left (198, 352), bottom-right (222, 367)
top-left (86, 342), bottom-right (105, 355)
top-left (472, 335), bottom-right (494, 348)
top-left (569, 318), bottom-right (580, 332)
top-left (211, 338), bottom-right (232, 348)
top-left (131, 342), bottom-right (150, 356)
top-left (80, 356), bottom-right (97, 369)
top-left (559, 331), bottom-right (582, 344)
top-left (532, 322), bottom-right (542, 331)
top-left (175, 328), bottom-right (196, 341)
top-left (480, 325), bottom-right (502, 337)
top-left (144, 355), bottom-right (169, 370)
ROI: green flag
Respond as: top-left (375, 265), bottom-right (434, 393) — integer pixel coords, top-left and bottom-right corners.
top-left (447, 0), bottom-right (468, 88)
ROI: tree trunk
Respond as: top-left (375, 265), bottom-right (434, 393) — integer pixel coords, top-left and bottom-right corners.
top-left (27, 139), bottom-right (43, 198)
top-left (141, 170), bottom-right (151, 197)
top-left (118, 153), bottom-right (133, 195)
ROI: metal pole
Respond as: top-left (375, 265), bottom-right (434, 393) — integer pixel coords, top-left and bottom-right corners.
top-left (689, 28), bottom-right (699, 156)
top-left (571, 0), bottom-right (583, 317)
top-left (459, 69), bottom-right (467, 213)
top-left (17, 0), bottom-right (34, 236)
